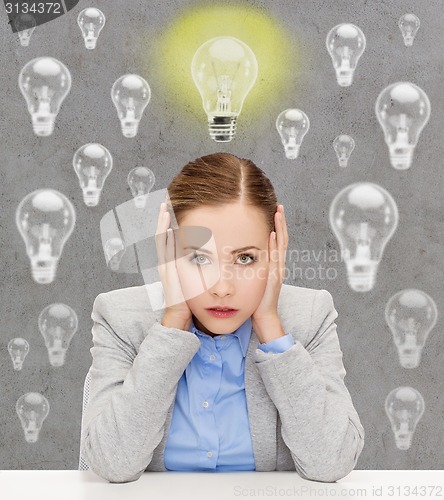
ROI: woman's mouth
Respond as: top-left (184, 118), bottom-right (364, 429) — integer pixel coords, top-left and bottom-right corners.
top-left (206, 308), bottom-right (238, 318)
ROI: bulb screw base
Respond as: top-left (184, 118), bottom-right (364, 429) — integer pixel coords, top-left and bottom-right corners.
top-left (336, 71), bottom-right (353, 87)
top-left (347, 270), bottom-right (376, 292)
top-left (389, 149), bottom-right (414, 170)
top-left (85, 38), bottom-right (97, 50)
top-left (32, 118), bottom-right (55, 136)
top-left (31, 260), bottom-right (57, 284)
top-left (83, 190), bottom-right (101, 207)
top-left (338, 158), bottom-right (348, 167)
top-left (398, 350), bottom-right (421, 369)
top-left (121, 121), bottom-right (139, 138)
top-left (208, 116), bottom-right (237, 142)
top-left (284, 145), bottom-right (300, 160)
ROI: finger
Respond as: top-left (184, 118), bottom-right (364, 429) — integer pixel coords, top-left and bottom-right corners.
top-left (279, 205), bottom-right (289, 247)
top-left (155, 203), bottom-right (169, 267)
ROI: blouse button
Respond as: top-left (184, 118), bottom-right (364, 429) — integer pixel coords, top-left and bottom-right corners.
top-left (207, 451), bottom-right (213, 458)
top-left (202, 401), bottom-right (209, 408)
top-left (209, 354), bottom-right (216, 361)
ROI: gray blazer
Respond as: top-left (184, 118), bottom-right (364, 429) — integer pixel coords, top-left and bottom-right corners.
top-left (80, 281), bottom-right (365, 483)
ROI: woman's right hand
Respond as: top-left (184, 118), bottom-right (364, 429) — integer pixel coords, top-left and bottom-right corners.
top-left (155, 202), bottom-right (193, 331)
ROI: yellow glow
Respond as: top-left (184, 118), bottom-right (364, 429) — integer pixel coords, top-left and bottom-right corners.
top-left (147, 2), bottom-right (299, 121)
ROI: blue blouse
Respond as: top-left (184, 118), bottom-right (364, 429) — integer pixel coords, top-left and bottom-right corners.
top-left (164, 316), bottom-right (295, 471)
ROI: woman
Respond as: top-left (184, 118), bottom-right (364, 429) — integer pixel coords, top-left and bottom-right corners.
top-left (80, 152), bottom-right (364, 483)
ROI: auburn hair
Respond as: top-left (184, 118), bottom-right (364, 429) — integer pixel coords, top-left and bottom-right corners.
top-left (166, 153), bottom-right (278, 233)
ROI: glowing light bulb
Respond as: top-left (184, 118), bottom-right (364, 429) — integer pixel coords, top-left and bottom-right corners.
top-left (375, 81), bottom-right (430, 170)
top-left (385, 289), bottom-right (438, 369)
top-left (329, 182), bottom-right (398, 292)
top-left (333, 134), bottom-right (355, 167)
top-left (385, 386), bottom-right (425, 450)
top-left (77, 7), bottom-right (106, 50)
top-left (73, 143), bottom-right (113, 206)
top-left (8, 338), bottom-right (30, 371)
top-left (275, 109), bottom-right (310, 159)
top-left (15, 189), bottom-right (76, 284)
top-left (111, 74), bottom-right (151, 138)
top-left (105, 237), bottom-right (126, 271)
top-left (16, 392), bottom-right (50, 443)
top-left (399, 14), bottom-right (420, 47)
top-left (38, 303), bottom-right (78, 367)
top-left (127, 167), bottom-right (155, 209)
top-left (14, 13), bottom-right (36, 47)
top-left (18, 57), bottom-right (71, 136)
top-left (326, 23), bottom-right (366, 87)
top-left (191, 36), bottom-right (258, 142)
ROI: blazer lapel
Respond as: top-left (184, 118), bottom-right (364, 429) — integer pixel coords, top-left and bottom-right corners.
top-left (244, 328), bottom-right (277, 471)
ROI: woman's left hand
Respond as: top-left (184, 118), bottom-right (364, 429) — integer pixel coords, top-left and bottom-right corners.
top-left (252, 204), bottom-right (289, 328)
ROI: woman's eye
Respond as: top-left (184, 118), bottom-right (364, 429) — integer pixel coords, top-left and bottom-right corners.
top-left (236, 253), bottom-right (256, 265)
top-left (190, 253), bottom-right (209, 265)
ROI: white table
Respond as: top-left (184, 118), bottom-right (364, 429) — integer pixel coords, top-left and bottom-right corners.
top-left (1, 470), bottom-right (443, 500)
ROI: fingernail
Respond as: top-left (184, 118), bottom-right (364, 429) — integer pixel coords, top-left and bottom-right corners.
top-left (273, 232), bottom-right (276, 240)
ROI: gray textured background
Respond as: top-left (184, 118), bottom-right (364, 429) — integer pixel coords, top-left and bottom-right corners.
top-left (1, 0), bottom-right (443, 470)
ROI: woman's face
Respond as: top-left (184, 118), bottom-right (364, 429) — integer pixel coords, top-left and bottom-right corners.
top-left (175, 202), bottom-right (271, 337)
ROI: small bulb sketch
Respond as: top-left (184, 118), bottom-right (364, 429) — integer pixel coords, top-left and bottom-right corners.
top-left (18, 57), bottom-right (71, 136)
top-left (333, 134), bottom-right (355, 167)
top-left (375, 81), bottom-right (431, 170)
top-left (14, 13), bottom-right (36, 47)
top-left (16, 392), bottom-right (50, 443)
top-left (276, 109), bottom-right (310, 159)
top-left (127, 167), bottom-right (156, 209)
top-left (111, 74), bottom-right (151, 138)
top-left (38, 304), bottom-right (78, 367)
top-left (73, 143), bottom-right (113, 207)
top-left (105, 237), bottom-right (126, 271)
top-left (77, 7), bottom-right (106, 50)
top-left (326, 23), bottom-right (366, 87)
top-left (15, 189), bottom-right (76, 284)
top-left (8, 338), bottom-right (30, 371)
top-left (385, 386), bottom-right (425, 450)
top-left (399, 14), bottom-right (420, 47)
top-left (191, 36), bottom-right (258, 142)
top-left (329, 183), bottom-right (398, 292)
top-left (385, 289), bottom-right (438, 369)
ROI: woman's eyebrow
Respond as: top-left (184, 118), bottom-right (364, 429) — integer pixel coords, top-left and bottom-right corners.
top-left (183, 245), bottom-right (261, 255)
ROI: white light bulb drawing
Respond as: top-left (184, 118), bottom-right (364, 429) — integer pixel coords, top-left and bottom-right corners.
top-left (276, 109), bottom-right (310, 159)
top-left (375, 81), bottom-right (430, 170)
top-left (326, 23), bottom-right (366, 87)
top-left (38, 303), bottom-right (78, 367)
top-left (333, 134), bottom-right (355, 167)
top-left (191, 36), bottom-right (258, 142)
top-left (16, 392), bottom-right (50, 443)
top-left (127, 167), bottom-right (156, 209)
top-left (73, 143), bottom-right (113, 207)
top-left (111, 74), bottom-right (151, 138)
top-left (105, 237), bottom-right (126, 271)
top-left (16, 189), bottom-right (76, 284)
top-left (8, 338), bottom-right (30, 371)
top-left (77, 7), bottom-right (106, 50)
top-left (18, 56), bottom-right (71, 136)
top-left (15, 13), bottom-right (36, 47)
top-left (385, 386), bottom-right (425, 450)
top-left (399, 14), bottom-right (420, 47)
top-left (385, 289), bottom-right (438, 369)
top-left (329, 182), bottom-right (398, 292)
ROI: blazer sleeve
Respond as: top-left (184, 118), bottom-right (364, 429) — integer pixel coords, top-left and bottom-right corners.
top-left (80, 292), bottom-right (201, 483)
top-left (253, 289), bottom-right (365, 482)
